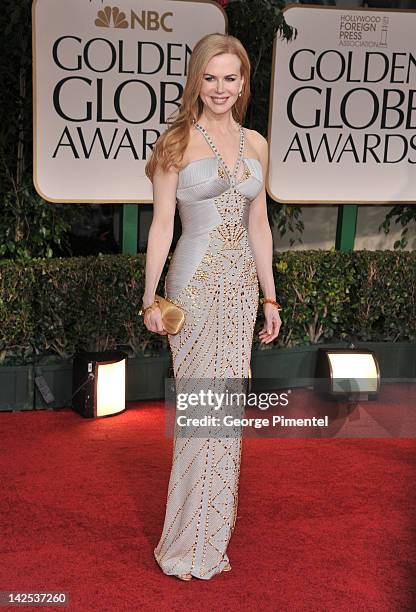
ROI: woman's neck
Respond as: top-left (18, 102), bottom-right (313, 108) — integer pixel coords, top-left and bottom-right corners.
top-left (197, 110), bottom-right (239, 134)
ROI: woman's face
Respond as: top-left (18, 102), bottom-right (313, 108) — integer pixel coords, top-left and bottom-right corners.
top-left (199, 53), bottom-right (244, 116)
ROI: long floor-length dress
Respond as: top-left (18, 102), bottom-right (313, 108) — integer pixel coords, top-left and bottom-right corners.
top-left (154, 123), bottom-right (263, 579)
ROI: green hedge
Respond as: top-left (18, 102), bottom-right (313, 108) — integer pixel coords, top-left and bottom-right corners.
top-left (0, 250), bottom-right (415, 365)
top-left (0, 260), bottom-right (35, 363)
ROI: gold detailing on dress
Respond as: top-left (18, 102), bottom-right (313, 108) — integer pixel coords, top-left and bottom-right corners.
top-left (216, 222), bottom-right (246, 251)
top-left (195, 122), bottom-right (244, 188)
top-left (154, 123), bottom-right (260, 581)
top-left (218, 165), bottom-right (227, 180)
top-left (241, 159), bottom-right (251, 181)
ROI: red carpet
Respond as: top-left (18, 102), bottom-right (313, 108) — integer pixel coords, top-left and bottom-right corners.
top-left (1, 390), bottom-right (416, 611)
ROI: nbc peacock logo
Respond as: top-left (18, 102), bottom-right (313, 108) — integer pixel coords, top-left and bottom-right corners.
top-left (95, 6), bottom-right (128, 29)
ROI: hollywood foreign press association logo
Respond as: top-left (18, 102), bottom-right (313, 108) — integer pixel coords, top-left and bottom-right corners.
top-left (338, 12), bottom-right (389, 48)
top-left (95, 6), bottom-right (128, 28)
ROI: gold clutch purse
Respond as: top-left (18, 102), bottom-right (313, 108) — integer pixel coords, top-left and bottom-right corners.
top-left (140, 294), bottom-right (185, 335)
top-left (155, 295), bottom-right (185, 335)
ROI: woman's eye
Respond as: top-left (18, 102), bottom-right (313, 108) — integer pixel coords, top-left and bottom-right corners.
top-left (204, 77), bottom-right (236, 81)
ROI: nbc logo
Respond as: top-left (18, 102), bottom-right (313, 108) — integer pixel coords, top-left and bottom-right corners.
top-left (95, 6), bottom-right (128, 29)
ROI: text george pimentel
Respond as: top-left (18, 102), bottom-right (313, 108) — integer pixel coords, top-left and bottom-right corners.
top-left (176, 415), bottom-right (329, 429)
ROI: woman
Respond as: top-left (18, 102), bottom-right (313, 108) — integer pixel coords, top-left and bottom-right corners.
top-left (142, 33), bottom-right (281, 581)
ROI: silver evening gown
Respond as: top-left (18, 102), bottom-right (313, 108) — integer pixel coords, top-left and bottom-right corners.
top-left (154, 123), bottom-right (263, 579)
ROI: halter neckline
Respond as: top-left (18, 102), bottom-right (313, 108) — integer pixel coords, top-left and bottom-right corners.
top-left (194, 122), bottom-right (245, 188)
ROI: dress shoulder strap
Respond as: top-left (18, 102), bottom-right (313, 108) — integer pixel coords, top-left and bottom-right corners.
top-left (194, 122), bottom-right (244, 186)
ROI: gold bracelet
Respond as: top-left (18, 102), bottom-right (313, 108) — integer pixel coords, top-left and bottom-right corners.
top-left (260, 297), bottom-right (282, 310)
top-left (139, 299), bottom-right (159, 316)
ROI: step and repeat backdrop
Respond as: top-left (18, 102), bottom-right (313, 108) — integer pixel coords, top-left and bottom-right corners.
top-left (32, 0), bottom-right (226, 202)
top-left (33, 2), bottom-right (415, 205)
top-left (269, 5), bottom-right (416, 204)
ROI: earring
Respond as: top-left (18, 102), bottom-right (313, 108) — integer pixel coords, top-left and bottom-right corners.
top-left (238, 91), bottom-right (242, 97)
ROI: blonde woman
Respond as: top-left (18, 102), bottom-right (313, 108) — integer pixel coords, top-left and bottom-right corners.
top-left (143, 33), bottom-right (281, 581)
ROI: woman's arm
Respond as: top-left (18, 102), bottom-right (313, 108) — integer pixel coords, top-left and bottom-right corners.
top-left (142, 165), bottom-right (178, 309)
top-left (248, 133), bottom-right (275, 301)
top-left (248, 132), bottom-right (281, 344)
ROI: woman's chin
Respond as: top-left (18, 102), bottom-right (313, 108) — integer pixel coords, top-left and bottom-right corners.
top-left (206, 103), bottom-right (232, 114)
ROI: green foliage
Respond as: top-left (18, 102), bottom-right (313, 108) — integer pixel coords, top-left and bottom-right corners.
top-left (1, 250), bottom-right (414, 365)
top-left (351, 251), bottom-right (416, 341)
top-left (267, 250), bottom-right (356, 346)
top-left (0, 259), bottom-right (36, 363)
top-left (0, 187), bottom-right (75, 260)
top-left (30, 253), bottom-right (167, 362)
top-left (379, 205), bottom-right (416, 250)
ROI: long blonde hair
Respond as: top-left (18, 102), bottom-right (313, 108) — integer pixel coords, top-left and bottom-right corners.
top-left (145, 33), bottom-right (251, 181)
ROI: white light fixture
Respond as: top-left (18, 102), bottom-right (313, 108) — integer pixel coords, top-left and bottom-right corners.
top-left (315, 348), bottom-right (380, 400)
top-left (72, 351), bottom-right (127, 418)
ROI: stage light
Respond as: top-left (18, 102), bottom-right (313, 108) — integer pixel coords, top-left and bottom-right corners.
top-left (315, 347), bottom-right (380, 400)
top-left (72, 351), bottom-right (128, 418)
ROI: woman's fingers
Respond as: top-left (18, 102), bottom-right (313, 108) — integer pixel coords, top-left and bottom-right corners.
top-left (258, 316), bottom-right (281, 343)
top-left (143, 309), bottom-right (166, 335)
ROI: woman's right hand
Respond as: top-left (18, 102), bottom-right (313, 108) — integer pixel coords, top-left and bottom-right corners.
top-left (143, 305), bottom-right (167, 335)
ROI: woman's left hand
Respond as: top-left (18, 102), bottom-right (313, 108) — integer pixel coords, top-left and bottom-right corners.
top-left (258, 304), bottom-right (281, 344)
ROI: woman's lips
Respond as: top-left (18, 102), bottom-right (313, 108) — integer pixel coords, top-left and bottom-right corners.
top-left (211, 97), bottom-right (229, 104)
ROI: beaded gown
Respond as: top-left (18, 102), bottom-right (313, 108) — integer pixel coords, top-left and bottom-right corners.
top-left (154, 123), bottom-right (263, 579)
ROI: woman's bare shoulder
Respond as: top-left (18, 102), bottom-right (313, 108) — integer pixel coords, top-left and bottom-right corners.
top-left (244, 128), bottom-right (268, 159)
top-left (245, 128), bottom-right (268, 147)
top-left (180, 124), bottom-right (204, 168)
